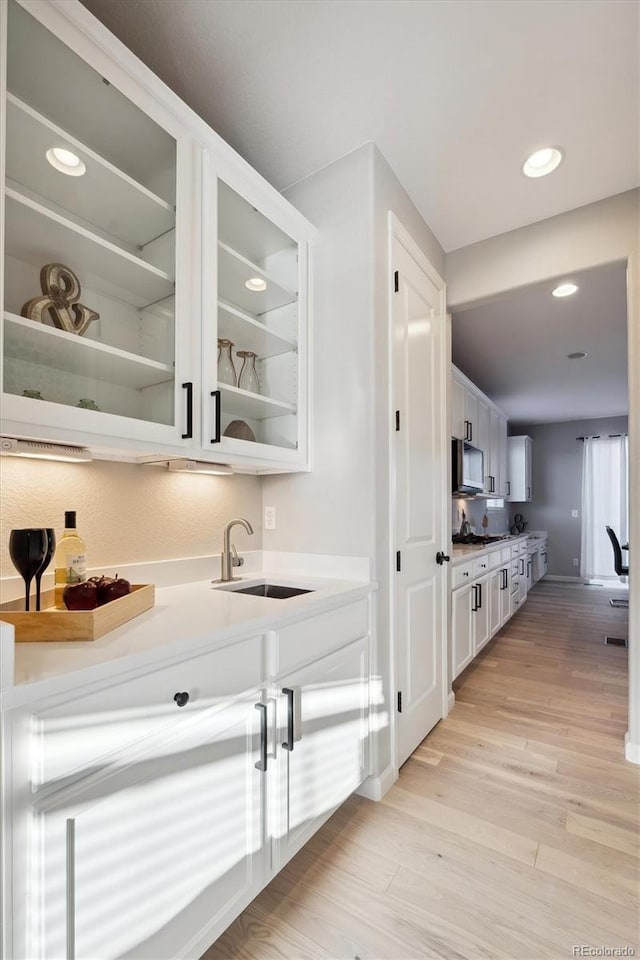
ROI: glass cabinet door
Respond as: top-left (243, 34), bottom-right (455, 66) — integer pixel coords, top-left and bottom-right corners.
top-left (2, 0), bottom-right (184, 438)
top-left (213, 178), bottom-right (305, 461)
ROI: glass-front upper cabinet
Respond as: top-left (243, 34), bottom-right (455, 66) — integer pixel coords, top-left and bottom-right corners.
top-left (1, 0), bottom-right (193, 446)
top-left (205, 175), bottom-right (311, 469)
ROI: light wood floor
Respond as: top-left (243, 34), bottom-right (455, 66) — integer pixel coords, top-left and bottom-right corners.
top-left (205, 581), bottom-right (639, 960)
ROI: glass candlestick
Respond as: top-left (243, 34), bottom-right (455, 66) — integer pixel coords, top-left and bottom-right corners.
top-left (236, 351), bottom-right (260, 394)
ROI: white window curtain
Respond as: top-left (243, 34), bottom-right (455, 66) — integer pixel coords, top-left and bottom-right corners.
top-left (580, 435), bottom-right (629, 581)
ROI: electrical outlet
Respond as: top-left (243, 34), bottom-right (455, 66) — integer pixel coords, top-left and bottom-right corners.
top-left (571, 509), bottom-right (579, 518)
top-left (264, 506), bottom-right (276, 530)
top-left (572, 558), bottom-right (579, 567)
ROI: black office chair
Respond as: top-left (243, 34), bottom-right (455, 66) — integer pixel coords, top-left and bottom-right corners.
top-left (605, 526), bottom-right (629, 609)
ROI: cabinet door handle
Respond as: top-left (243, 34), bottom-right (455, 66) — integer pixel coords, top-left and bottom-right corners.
top-left (506, 480), bottom-right (511, 496)
top-left (469, 421), bottom-right (473, 442)
top-left (463, 420), bottom-right (469, 441)
top-left (471, 584), bottom-right (478, 612)
top-left (527, 486), bottom-right (531, 499)
top-left (210, 389), bottom-right (221, 444)
top-left (520, 558), bottom-right (525, 576)
top-left (282, 687), bottom-right (295, 751)
top-left (181, 382), bottom-right (193, 439)
top-left (255, 702), bottom-right (268, 772)
top-left (477, 582), bottom-right (482, 610)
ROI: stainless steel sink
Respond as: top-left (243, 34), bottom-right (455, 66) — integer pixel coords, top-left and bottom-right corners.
top-left (232, 583), bottom-right (313, 599)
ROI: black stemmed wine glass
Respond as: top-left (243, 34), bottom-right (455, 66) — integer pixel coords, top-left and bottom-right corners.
top-left (9, 528), bottom-right (47, 612)
top-left (34, 528), bottom-right (56, 612)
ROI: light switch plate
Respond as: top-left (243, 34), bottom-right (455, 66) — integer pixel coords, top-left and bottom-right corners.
top-left (264, 506), bottom-right (276, 530)
top-left (571, 509), bottom-right (579, 518)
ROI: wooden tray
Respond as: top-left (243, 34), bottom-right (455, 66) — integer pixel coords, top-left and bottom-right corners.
top-left (0, 584), bottom-right (155, 642)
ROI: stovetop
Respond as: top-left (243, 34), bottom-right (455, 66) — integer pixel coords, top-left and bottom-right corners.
top-left (452, 534), bottom-right (510, 545)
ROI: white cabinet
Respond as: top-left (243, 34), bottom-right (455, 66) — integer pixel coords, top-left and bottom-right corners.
top-left (472, 573), bottom-right (491, 654)
top-left (33, 690), bottom-right (265, 960)
top-left (451, 367), bottom-right (509, 496)
top-left (489, 568), bottom-right (502, 637)
top-left (1, 0), bottom-right (314, 472)
top-left (272, 635), bottom-right (369, 868)
top-left (508, 435), bottom-right (533, 502)
top-left (451, 582), bottom-right (474, 678)
top-left (5, 603), bottom-right (372, 960)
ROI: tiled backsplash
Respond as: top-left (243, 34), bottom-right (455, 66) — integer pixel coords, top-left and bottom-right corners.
top-left (452, 497), bottom-right (512, 536)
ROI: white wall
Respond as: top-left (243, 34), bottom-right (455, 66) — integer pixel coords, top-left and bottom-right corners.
top-left (261, 146), bottom-right (375, 559)
top-left (446, 188), bottom-right (640, 764)
top-left (263, 143), bottom-right (446, 781)
top-left (0, 458), bottom-right (262, 600)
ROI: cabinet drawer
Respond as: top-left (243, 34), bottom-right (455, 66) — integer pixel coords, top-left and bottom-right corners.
top-left (35, 634), bottom-right (264, 788)
top-left (274, 600), bottom-right (369, 676)
top-left (501, 547), bottom-right (512, 563)
top-left (487, 550), bottom-right (502, 571)
top-left (472, 556), bottom-right (490, 577)
top-left (452, 562), bottom-right (473, 589)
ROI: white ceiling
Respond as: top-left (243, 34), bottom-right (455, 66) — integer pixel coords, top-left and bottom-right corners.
top-left (452, 262), bottom-right (629, 424)
top-left (80, 0), bottom-right (639, 252)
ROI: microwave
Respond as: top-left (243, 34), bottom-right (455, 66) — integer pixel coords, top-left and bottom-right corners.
top-left (452, 438), bottom-right (484, 495)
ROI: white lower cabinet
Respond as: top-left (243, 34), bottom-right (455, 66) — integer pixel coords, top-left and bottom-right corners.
top-left (472, 574), bottom-right (491, 654)
top-left (489, 568), bottom-right (502, 637)
top-left (34, 689), bottom-right (264, 960)
top-left (451, 582), bottom-right (474, 678)
top-left (271, 635), bottom-right (370, 869)
top-left (6, 610), bottom-right (371, 960)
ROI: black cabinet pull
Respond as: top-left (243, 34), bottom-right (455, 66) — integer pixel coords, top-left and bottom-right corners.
top-left (506, 481), bottom-right (511, 496)
top-left (477, 582), bottom-right (482, 610)
top-left (436, 551), bottom-right (450, 565)
top-left (255, 702), bottom-right (268, 772)
top-left (211, 389), bottom-right (221, 444)
top-left (464, 420), bottom-right (469, 441)
top-left (468, 421), bottom-right (473, 442)
top-left (282, 687), bottom-right (295, 751)
top-left (181, 382), bottom-right (193, 439)
top-left (174, 691), bottom-right (189, 707)
top-left (471, 584), bottom-right (478, 612)
top-left (520, 558), bottom-right (525, 576)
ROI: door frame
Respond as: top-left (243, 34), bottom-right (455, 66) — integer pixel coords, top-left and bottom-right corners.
top-left (387, 213), bottom-right (450, 779)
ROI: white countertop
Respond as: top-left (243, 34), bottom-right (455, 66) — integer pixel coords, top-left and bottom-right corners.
top-left (1, 573), bottom-right (375, 707)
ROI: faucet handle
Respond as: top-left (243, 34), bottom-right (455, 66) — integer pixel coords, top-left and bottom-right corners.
top-left (231, 543), bottom-right (244, 568)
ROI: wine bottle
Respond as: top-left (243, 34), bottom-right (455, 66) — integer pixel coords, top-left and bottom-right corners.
top-left (54, 511), bottom-right (87, 609)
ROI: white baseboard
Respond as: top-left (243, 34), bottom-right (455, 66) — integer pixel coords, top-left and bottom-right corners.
top-left (356, 764), bottom-right (396, 801)
top-left (625, 733), bottom-right (640, 764)
top-left (544, 575), bottom-right (583, 583)
top-left (447, 690), bottom-right (455, 713)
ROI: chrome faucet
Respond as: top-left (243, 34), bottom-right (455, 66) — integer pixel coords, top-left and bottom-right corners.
top-left (220, 517), bottom-right (254, 581)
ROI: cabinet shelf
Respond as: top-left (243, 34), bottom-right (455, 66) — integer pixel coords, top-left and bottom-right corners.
top-left (218, 181), bottom-right (296, 262)
top-left (219, 383), bottom-right (295, 420)
top-left (3, 312), bottom-right (173, 390)
top-left (5, 189), bottom-right (174, 309)
top-left (6, 95), bottom-right (175, 249)
top-left (218, 242), bottom-right (297, 316)
top-left (217, 300), bottom-right (295, 359)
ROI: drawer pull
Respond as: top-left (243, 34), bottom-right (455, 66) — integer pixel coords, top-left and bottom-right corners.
top-left (255, 702), bottom-right (268, 772)
top-left (282, 687), bottom-right (295, 751)
top-left (174, 691), bottom-right (190, 707)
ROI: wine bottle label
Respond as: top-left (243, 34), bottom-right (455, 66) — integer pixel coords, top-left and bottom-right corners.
top-left (66, 554), bottom-right (87, 583)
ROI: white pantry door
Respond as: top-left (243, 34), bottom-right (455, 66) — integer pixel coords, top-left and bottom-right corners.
top-left (391, 221), bottom-right (448, 768)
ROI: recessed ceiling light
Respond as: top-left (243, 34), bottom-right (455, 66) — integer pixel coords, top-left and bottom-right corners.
top-left (567, 352), bottom-right (588, 360)
top-left (552, 282), bottom-right (579, 298)
top-left (245, 277), bottom-right (267, 292)
top-left (522, 147), bottom-right (563, 178)
top-left (46, 146), bottom-right (86, 176)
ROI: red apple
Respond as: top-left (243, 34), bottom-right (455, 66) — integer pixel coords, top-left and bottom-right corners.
top-left (63, 581), bottom-right (98, 610)
top-left (100, 576), bottom-right (131, 603)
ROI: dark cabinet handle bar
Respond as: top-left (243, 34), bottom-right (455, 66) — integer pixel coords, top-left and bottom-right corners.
top-left (211, 389), bottom-right (221, 444)
top-left (282, 687), bottom-right (295, 751)
top-left (181, 382), bottom-right (193, 439)
top-left (174, 691), bottom-right (189, 707)
top-left (255, 702), bottom-right (268, 772)
top-left (472, 584), bottom-right (478, 612)
top-left (477, 582), bottom-right (482, 610)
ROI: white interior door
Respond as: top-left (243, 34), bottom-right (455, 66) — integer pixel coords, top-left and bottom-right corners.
top-left (391, 221), bottom-right (448, 768)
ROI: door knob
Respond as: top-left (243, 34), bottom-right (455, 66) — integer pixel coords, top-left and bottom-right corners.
top-left (174, 691), bottom-right (190, 707)
top-left (436, 551), bottom-right (450, 565)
